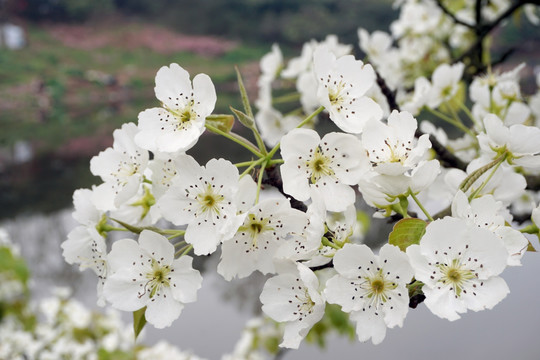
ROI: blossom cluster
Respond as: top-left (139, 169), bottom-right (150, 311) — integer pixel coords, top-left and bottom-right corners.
top-left (0, 232), bottom-right (204, 360)
top-left (61, 0), bottom-right (540, 352)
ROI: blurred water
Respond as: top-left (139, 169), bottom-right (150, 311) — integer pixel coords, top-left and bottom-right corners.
top-left (2, 209), bottom-right (540, 360)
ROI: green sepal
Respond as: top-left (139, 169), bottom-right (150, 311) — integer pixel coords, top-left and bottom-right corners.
top-left (230, 106), bottom-right (255, 128)
top-left (407, 280), bottom-right (424, 298)
top-left (389, 218), bottom-right (427, 252)
top-left (235, 66), bottom-right (254, 119)
top-left (133, 307), bottom-right (147, 341)
top-left (527, 241), bottom-right (536, 252)
top-left (205, 114), bottom-right (235, 133)
top-left (389, 196), bottom-right (409, 218)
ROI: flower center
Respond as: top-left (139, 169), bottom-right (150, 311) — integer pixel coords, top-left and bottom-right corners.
top-left (197, 184), bottom-right (224, 215)
top-left (238, 214), bottom-right (273, 246)
top-left (251, 222), bottom-right (263, 233)
top-left (438, 259), bottom-right (476, 297)
top-left (371, 278), bottom-right (385, 294)
top-left (143, 260), bottom-right (172, 298)
top-left (307, 147), bottom-right (334, 183)
top-left (328, 80), bottom-right (348, 108)
top-left (360, 269), bottom-right (397, 306)
top-left (180, 109), bottom-right (192, 123)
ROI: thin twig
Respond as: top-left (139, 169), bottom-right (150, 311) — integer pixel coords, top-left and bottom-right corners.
top-left (435, 0), bottom-right (475, 28)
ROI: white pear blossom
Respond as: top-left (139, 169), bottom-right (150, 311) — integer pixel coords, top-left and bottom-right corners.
top-left (313, 46), bottom-right (383, 133)
top-left (401, 76), bottom-right (432, 115)
top-left (391, 1), bottom-right (443, 37)
top-left (260, 262), bottom-right (325, 349)
top-left (158, 155), bottom-right (245, 255)
top-left (362, 110), bottom-right (431, 176)
top-left (138, 341), bottom-right (206, 360)
top-left (297, 71), bottom-right (320, 114)
top-left (325, 243), bottom-right (413, 344)
top-left (478, 114), bottom-right (540, 170)
top-left (358, 159), bottom-right (440, 212)
top-left (258, 43), bottom-right (283, 86)
top-left (104, 230), bottom-right (202, 329)
top-left (281, 40), bottom-right (316, 79)
top-left (62, 226), bottom-right (108, 306)
top-left (90, 123), bottom-right (149, 210)
top-left (358, 29), bottom-right (392, 64)
top-left (147, 153), bottom-right (184, 200)
top-left (109, 184), bottom-right (160, 227)
top-left (72, 188), bottom-right (102, 226)
top-left (218, 199), bottom-right (308, 280)
top-left (280, 128), bottom-right (368, 212)
top-left (427, 62), bottom-right (465, 108)
top-left (407, 217), bottom-right (510, 321)
top-left (135, 63), bottom-right (216, 153)
top-left (255, 107), bottom-right (301, 147)
top-left (451, 191), bottom-right (528, 266)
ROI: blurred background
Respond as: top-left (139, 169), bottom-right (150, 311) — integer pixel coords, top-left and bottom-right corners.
top-left (0, 0), bottom-right (539, 359)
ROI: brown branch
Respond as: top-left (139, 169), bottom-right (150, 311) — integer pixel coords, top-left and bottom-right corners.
top-left (454, 0), bottom-right (534, 75)
top-left (435, 0), bottom-right (475, 28)
top-left (262, 164), bottom-right (307, 212)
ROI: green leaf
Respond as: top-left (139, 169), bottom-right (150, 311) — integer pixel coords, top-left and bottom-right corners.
top-left (230, 106), bottom-right (255, 128)
top-left (235, 66), bottom-right (254, 119)
top-left (205, 114), bottom-right (235, 133)
top-left (133, 307), bottom-right (147, 340)
top-left (389, 218), bottom-right (427, 251)
top-left (98, 348), bottom-right (135, 360)
top-left (407, 280), bottom-right (424, 298)
top-left (0, 247), bottom-right (30, 284)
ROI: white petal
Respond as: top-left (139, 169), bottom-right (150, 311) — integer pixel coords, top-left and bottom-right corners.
top-left (154, 63), bottom-right (191, 108)
top-left (350, 308), bottom-right (387, 344)
top-left (169, 256), bottom-right (202, 304)
top-left (139, 230), bottom-right (174, 266)
top-left (103, 268), bottom-right (148, 311)
top-left (145, 287), bottom-right (184, 329)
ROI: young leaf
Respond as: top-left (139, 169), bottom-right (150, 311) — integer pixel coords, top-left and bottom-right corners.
top-left (389, 218), bottom-right (427, 251)
top-left (206, 114), bottom-right (235, 133)
top-left (231, 106), bottom-right (255, 128)
top-left (133, 307), bottom-right (147, 340)
top-left (235, 66), bottom-right (254, 119)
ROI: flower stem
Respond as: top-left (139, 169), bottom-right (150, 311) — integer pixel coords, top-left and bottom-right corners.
top-left (410, 191), bottom-right (434, 221)
top-left (235, 160), bottom-right (257, 168)
top-left (255, 160), bottom-right (268, 203)
top-left (173, 240), bottom-right (187, 247)
top-left (520, 224), bottom-right (539, 234)
top-left (425, 107), bottom-right (475, 137)
top-left (205, 124), bottom-right (263, 158)
top-left (272, 92), bottom-right (301, 104)
top-left (240, 157), bottom-right (266, 178)
top-left (175, 244), bottom-right (193, 258)
top-left (457, 100), bottom-right (479, 129)
top-left (322, 236), bottom-right (341, 250)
